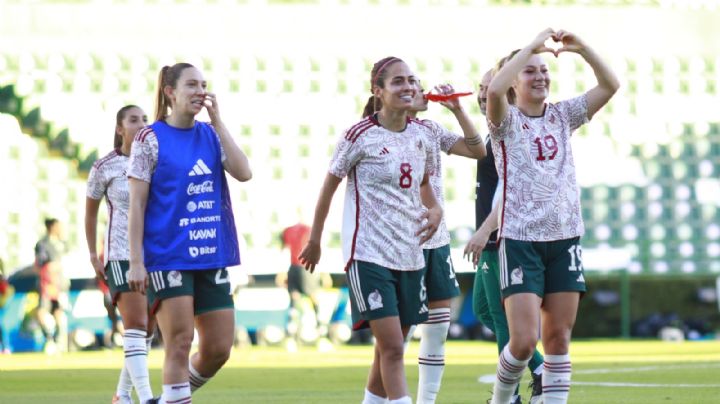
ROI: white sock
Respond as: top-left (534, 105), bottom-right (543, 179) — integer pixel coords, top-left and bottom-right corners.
top-left (543, 354), bottom-right (572, 403)
top-left (189, 363), bottom-right (211, 392)
top-left (403, 324), bottom-right (417, 352)
top-left (146, 334), bottom-right (154, 352)
top-left (417, 308), bottom-right (450, 404)
top-left (491, 345), bottom-right (529, 404)
top-left (362, 388), bottom-right (387, 404)
top-left (389, 397), bottom-right (412, 404)
top-left (123, 329), bottom-right (153, 402)
top-left (160, 382), bottom-right (191, 404)
top-left (115, 364), bottom-right (132, 398)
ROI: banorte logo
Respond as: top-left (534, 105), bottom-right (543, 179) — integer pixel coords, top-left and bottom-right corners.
top-left (187, 180), bottom-right (214, 196)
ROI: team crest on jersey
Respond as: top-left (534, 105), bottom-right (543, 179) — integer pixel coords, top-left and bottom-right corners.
top-left (510, 267), bottom-right (524, 285)
top-left (368, 289), bottom-right (383, 311)
top-left (167, 271), bottom-right (183, 287)
top-left (577, 273), bottom-right (585, 283)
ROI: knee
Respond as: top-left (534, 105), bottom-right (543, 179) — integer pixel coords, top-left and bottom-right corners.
top-left (202, 342), bottom-right (232, 367)
top-left (509, 335), bottom-right (538, 360)
top-left (543, 327), bottom-right (572, 354)
top-left (379, 342), bottom-right (404, 363)
top-left (166, 331), bottom-right (193, 360)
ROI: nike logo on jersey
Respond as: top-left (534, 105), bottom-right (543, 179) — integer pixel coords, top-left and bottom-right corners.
top-left (188, 159), bottom-right (212, 176)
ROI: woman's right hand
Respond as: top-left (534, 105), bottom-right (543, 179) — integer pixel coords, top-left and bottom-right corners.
top-left (90, 256), bottom-right (105, 281)
top-left (127, 262), bottom-right (149, 295)
top-left (529, 27), bottom-right (558, 55)
top-left (299, 240), bottom-right (321, 273)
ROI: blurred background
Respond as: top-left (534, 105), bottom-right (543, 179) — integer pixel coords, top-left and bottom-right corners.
top-left (0, 0), bottom-right (719, 353)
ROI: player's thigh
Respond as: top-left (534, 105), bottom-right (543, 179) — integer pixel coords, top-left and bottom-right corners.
top-left (147, 269), bottom-right (195, 315)
top-left (195, 308), bottom-right (235, 355)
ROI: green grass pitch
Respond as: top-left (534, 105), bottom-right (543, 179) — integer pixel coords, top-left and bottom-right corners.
top-left (1, 340), bottom-right (718, 403)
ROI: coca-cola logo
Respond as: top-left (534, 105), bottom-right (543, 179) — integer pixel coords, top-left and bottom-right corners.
top-left (187, 180), bottom-right (214, 195)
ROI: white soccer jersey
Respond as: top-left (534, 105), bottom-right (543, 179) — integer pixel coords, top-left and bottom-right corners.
top-left (329, 116), bottom-right (434, 271)
top-left (489, 94), bottom-right (589, 241)
top-left (419, 119), bottom-right (462, 250)
top-left (87, 150), bottom-right (131, 263)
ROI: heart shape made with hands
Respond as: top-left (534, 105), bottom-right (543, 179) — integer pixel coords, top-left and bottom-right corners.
top-left (544, 36), bottom-right (564, 56)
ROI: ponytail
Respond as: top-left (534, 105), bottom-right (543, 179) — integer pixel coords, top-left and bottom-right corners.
top-left (154, 63), bottom-right (194, 122)
top-left (362, 95), bottom-right (382, 118)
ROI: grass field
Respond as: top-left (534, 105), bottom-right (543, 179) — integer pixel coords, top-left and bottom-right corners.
top-left (1, 339), bottom-right (719, 403)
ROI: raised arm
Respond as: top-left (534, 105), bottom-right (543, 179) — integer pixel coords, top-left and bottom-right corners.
top-left (205, 93), bottom-right (252, 182)
top-left (555, 30), bottom-right (620, 119)
top-left (433, 84), bottom-right (485, 159)
top-left (487, 28), bottom-right (556, 127)
top-left (299, 173), bottom-right (343, 273)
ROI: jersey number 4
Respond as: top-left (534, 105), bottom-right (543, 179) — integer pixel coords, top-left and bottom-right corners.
top-left (399, 162), bottom-right (413, 188)
top-left (534, 134), bottom-right (558, 161)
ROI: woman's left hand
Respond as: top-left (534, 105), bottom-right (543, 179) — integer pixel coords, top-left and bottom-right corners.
top-left (435, 84), bottom-right (462, 111)
top-left (554, 30), bottom-right (587, 55)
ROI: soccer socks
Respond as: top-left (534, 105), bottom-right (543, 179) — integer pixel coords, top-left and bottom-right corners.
top-left (115, 365), bottom-right (132, 400)
top-left (123, 329), bottom-right (153, 402)
top-left (417, 308), bottom-right (450, 404)
top-left (491, 346), bottom-right (529, 404)
top-left (389, 397), bottom-right (412, 404)
top-left (189, 363), bottom-right (211, 392)
top-left (362, 388), bottom-right (387, 404)
top-left (542, 354), bottom-right (572, 403)
top-left (160, 382), bottom-right (191, 404)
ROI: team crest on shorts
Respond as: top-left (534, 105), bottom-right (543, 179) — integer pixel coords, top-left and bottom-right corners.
top-left (368, 289), bottom-right (383, 311)
top-left (510, 267), bottom-right (524, 285)
top-left (167, 271), bottom-right (183, 287)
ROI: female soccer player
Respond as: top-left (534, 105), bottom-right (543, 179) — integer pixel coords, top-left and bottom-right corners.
top-left (479, 29), bottom-right (619, 404)
top-left (467, 66), bottom-right (544, 404)
top-left (403, 82), bottom-right (485, 403)
top-left (85, 105), bottom-right (155, 404)
top-left (300, 56), bottom-right (442, 404)
top-left (127, 63), bottom-right (251, 404)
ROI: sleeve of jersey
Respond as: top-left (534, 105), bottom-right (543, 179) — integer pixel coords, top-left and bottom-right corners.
top-left (86, 165), bottom-right (105, 200)
top-left (328, 132), bottom-right (364, 179)
top-left (429, 120), bottom-right (462, 154)
top-left (127, 130), bottom-right (158, 183)
top-left (558, 93), bottom-right (589, 132)
top-left (487, 106), bottom-right (517, 142)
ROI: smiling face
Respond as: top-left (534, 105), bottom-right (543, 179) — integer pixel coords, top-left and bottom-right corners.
top-left (164, 66), bottom-right (208, 118)
top-left (513, 54), bottom-right (550, 106)
top-left (373, 61), bottom-right (417, 113)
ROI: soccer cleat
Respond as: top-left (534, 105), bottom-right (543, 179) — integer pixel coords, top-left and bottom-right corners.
top-left (143, 397), bottom-right (161, 404)
top-left (510, 395), bottom-right (523, 404)
top-left (528, 372), bottom-right (543, 404)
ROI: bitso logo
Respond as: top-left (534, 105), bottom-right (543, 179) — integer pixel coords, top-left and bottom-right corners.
top-left (189, 246), bottom-right (199, 258)
top-left (188, 159), bottom-right (212, 176)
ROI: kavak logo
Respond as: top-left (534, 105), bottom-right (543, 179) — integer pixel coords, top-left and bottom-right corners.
top-left (188, 159), bottom-right (212, 176)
